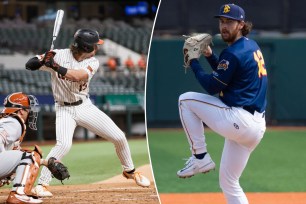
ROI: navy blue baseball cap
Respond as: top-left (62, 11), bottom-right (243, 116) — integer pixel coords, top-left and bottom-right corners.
top-left (215, 4), bottom-right (245, 21)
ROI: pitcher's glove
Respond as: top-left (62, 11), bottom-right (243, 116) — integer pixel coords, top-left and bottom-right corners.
top-left (183, 33), bottom-right (212, 68)
top-left (47, 157), bottom-right (70, 184)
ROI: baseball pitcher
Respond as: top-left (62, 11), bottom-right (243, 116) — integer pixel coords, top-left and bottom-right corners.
top-left (178, 4), bottom-right (267, 204)
top-left (25, 29), bottom-right (150, 197)
top-left (0, 92), bottom-right (69, 204)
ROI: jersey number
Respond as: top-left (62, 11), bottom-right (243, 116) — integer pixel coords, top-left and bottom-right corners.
top-left (253, 50), bottom-right (267, 78)
top-left (79, 82), bottom-right (88, 91)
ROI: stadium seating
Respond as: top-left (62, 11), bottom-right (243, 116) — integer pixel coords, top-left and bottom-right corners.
top-left (0, 68), bottom-right (145, 96)
top-left (0, 17), bottom-right (153, 54)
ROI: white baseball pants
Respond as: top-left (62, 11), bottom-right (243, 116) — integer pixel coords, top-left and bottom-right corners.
top-left (38, 98), bottom-right (134, 185)
top-left (0, 150), bottom-right (23, 179)
top-left (179, 92), bottom-right (266, 204)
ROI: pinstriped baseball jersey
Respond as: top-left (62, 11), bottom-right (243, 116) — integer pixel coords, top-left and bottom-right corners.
top-left (35, 48), bottom-right (136, 186)
top-left (38, 49), bottom-right (99, 103)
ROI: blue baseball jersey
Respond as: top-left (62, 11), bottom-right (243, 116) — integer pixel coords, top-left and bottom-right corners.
top-left (190, 37), bottom-right (267, 113)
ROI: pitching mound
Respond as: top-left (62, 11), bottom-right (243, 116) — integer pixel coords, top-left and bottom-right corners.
top-left (0, 165), bottom-right (160, 204)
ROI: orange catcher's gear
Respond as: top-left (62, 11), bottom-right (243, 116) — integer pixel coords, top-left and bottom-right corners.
top-left (1, 92), bottom-right (39, 130)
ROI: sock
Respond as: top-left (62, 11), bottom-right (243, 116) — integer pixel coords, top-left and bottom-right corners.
top-left (194, 152), bottom-right (207, 159)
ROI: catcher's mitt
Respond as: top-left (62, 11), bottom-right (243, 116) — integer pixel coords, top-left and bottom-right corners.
top-left (47, 157), bottom-right (70, 184)
top-left (183, 33), bottom-right (212, 69)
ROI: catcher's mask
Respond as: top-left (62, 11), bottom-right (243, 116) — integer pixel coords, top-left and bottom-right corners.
top-left (2, 92), bottom-right (39, 130)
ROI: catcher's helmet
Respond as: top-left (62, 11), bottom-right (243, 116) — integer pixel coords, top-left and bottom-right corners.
top-left (2, 92), bottom-right (39, 130)
top-left (73, 29), bottom-right (104, 53)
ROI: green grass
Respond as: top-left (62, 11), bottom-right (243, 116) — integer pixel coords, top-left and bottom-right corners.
top-left (2, 139), bottom-right (149, 189)
top-left (6, 139), bottom-right (149, 187)
top-left (148, 129), bottom-right (306, 193)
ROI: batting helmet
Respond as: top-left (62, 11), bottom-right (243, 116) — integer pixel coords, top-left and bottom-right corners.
top-left (2, 92), bottom-right (39, 130)
top-left (73, 29), bottom-right (104, 53)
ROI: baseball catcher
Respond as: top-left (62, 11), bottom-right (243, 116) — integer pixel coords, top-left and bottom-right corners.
top-left (0, 92), bottom-right (69, 204)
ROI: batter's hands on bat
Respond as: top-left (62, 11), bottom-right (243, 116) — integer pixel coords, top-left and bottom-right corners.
top-left (42, 51), bottom-right (56, 64)
top-left (43, 51), bottom-right (61, 72)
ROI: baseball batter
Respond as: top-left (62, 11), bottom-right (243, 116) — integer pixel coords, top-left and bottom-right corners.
top-left (178, 4), bottom-right (267, 204)
top-left (25, 29), bottom-right (150, 197)
top-left (0, 92), bottom-right (69, 204)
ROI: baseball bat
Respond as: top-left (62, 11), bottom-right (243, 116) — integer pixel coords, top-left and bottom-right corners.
top-left (50, 9), bottom-right (64, 50)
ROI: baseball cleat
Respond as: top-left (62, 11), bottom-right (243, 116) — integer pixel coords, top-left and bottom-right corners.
top-left (177, 153), bottom-right (216, 178)
top-left (6, 191), bottom-right (43, 204)
top-left (31, 184), bottom-right (53, 197)
top-left (123, 171), bottom-right (150, 187)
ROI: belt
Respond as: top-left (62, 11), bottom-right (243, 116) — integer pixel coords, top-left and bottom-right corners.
top-left (242, 106), bottom-right (255, 115)
top-left (243, 106), bottom-right (265, 118)
top-left (57, 99), bottom-right (83, 106)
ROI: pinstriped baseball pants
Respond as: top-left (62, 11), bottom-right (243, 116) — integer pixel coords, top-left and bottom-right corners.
top-left (38, 99), bottom-right (134, 185)
top-left (179, 92), bottom-right (266, 204)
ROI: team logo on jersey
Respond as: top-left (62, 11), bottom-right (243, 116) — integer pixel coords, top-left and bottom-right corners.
top-left (233, 123), bottom-right (239, 129)
top-left (223, 5), bottom-right (231, 13)
top-left (217, 59), bottom-right (229, 71)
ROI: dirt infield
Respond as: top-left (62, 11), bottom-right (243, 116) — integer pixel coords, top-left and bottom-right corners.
top-left (0, 165), bottom-right (160, 204)
top-left (160, 192), bottom-right (306, 204)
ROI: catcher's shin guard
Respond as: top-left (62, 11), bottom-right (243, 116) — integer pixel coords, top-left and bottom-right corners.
top-left (13, 151), bottom-right (42, 195)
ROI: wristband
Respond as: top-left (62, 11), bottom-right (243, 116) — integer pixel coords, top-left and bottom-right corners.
top-left (57, 66), bottom-right (68, 76)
